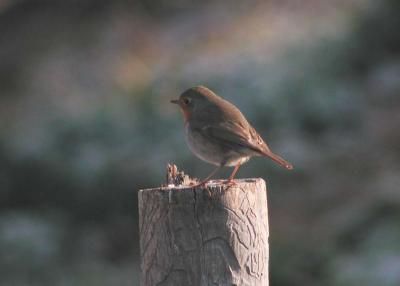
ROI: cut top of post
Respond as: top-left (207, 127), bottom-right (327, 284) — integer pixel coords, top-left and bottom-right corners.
top-left (138, 164), bottom-right (269, 286)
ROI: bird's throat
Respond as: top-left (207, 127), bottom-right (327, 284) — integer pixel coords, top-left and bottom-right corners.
top-left (180, 106), bottom-right (190, 122)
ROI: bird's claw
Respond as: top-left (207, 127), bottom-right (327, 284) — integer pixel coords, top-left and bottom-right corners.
top-left (225, 179), bottom-right (237, 186)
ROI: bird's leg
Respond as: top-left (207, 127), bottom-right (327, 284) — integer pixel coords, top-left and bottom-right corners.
top-left (227, 163), bottom-right (241, 184)
top-left (195, 166), bottom-right (222, 187)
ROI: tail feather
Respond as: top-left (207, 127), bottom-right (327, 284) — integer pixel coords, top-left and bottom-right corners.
top-left (262, 151), bottom-right (293, 170)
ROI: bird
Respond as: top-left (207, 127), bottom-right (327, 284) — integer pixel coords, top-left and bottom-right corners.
top-left (171, 86), bottom-right (293, 185)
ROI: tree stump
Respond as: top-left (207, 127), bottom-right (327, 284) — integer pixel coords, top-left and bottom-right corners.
top-left (138, 165), bottom-right (269, 286)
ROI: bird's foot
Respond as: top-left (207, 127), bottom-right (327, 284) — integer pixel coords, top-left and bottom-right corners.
top-left (225, 179), bottom-right (237, 186)
top-left (217, 179), bottom-right (236, 192)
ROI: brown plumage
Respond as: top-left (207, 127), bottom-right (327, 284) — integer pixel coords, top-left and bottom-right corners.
top-left (171, 86), bottom-right (293, 184)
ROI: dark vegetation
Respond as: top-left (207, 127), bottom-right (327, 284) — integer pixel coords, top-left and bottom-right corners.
top-left (0, 0), bottom-right (399, 285)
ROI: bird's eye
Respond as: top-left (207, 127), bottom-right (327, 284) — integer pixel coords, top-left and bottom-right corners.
top-left (182, 98), bottom-right (191, 105)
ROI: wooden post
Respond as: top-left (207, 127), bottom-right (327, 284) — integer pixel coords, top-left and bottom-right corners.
top-left (138, 165), bottom-right (269, 286)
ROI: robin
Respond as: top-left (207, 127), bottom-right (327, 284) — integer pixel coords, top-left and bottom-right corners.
top-left (171, 86), bottom-right (293, 185)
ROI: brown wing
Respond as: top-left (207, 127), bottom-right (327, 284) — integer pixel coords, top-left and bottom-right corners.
top-left (200, 121), bottom-right (293, 169)
top-left (200, 120), bottom-right (270, 155)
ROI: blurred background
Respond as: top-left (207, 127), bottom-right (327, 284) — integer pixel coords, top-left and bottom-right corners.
top-left (1, 0), bottom-right (399, 285)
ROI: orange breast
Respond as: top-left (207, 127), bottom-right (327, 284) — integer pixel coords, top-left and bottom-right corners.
top-left (180, 105), bottom-right (190, 121)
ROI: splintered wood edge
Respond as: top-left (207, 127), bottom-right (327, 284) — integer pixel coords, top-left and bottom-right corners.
top-left (139, 178), bottom-right (266, 193)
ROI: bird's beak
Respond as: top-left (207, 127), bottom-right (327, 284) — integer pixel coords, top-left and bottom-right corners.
top-left (170, 99), bottom-right (179, 104)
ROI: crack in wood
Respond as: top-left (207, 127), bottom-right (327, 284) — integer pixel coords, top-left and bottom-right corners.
top-left (139, 166), bottom-right (268, 286)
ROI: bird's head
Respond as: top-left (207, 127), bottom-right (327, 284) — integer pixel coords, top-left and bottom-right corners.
top-left (171, 86), bottom-right (216, 121)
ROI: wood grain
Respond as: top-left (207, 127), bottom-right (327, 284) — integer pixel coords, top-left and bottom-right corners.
top-left (139, 177), bottom-right (269, 286)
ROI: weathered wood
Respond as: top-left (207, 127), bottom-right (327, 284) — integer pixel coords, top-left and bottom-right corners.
top-left (139, 165), bottom-right (269, 286)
